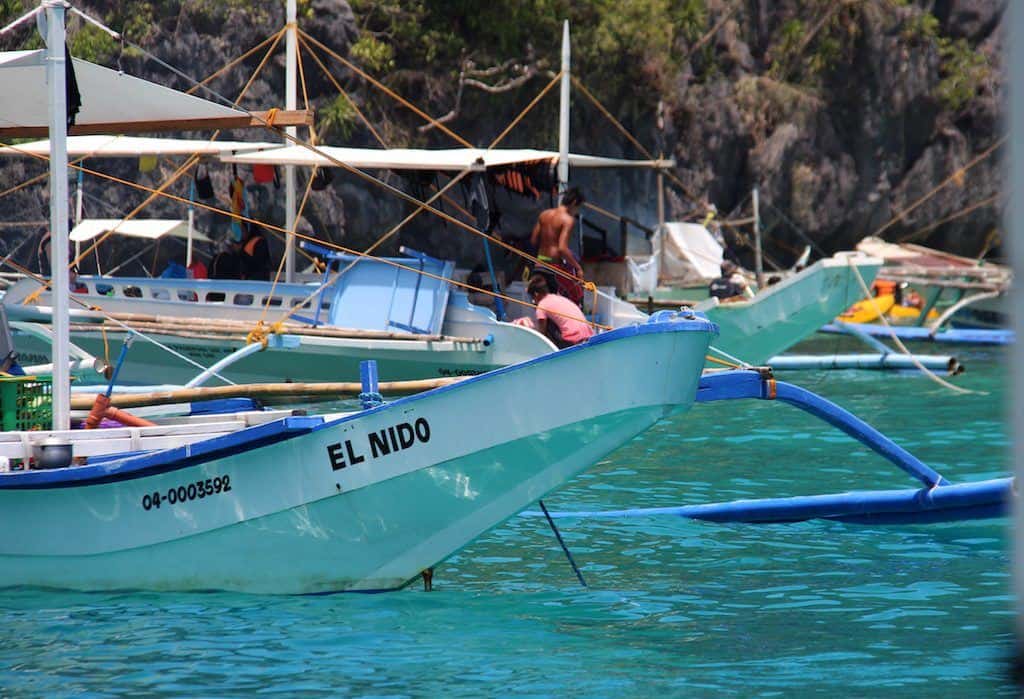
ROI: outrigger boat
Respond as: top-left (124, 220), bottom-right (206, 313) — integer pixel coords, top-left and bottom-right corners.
top-left (0, 2), bottom-right (717, 594)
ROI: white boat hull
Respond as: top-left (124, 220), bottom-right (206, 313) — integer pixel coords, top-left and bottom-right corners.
top-left (0, 317), bottom-right (714, 593)
top-left (698, 254), bottom-right (881, 364)
top-left (14, 319), bottom-right (555, 385)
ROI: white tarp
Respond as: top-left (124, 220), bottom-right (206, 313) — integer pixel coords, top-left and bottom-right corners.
top-left (221, 144), bottom-right (671, 171)
top-left (657, 222), bottom-right (723, 285)
top-left (0, 50), bottom-right (248, 133)
top-left (70, 219), bottom-right (211, 242)
top-left (0, 135), bottom-right (280, 158)
top-left (627, 255), bottom-right (659, 295)
top-left (855, 236), bottom-right (920, 261)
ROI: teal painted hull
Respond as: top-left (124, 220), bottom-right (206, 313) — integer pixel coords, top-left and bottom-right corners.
top-left (702, 257), bottom-right (880, 365)
top-left (0, 318), bottom-right (715, 593)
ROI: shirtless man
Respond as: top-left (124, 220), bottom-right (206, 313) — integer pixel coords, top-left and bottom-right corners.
top-left (530, 187), bottom-right (585, 305)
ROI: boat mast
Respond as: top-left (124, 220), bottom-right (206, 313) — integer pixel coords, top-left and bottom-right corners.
top-left (557, 20), bottom-right (570, 194)
top-left (284, 0), bottom-right (297, 282)
top-left (44, 0), bottom-right (70, 430)
top-left (752, 185), bottom-right (765, 289)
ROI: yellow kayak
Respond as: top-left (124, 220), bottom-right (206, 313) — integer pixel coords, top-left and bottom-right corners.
top-left (840, 294), bottom-right (895, 323)
top-left (838, 294), bottom-right (940, 325)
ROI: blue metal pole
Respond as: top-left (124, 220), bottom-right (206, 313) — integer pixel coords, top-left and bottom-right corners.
top-left (359, 360), bottom-right (383, 409)
top-left (481, 238), bottom-right (506, 321)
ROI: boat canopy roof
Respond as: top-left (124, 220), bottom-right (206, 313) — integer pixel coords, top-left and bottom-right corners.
top-left (0, 135), bottom-right (281, 158)
top-left (220, 145), bottom-right (673, 171)
top-left (0, 50), bottom-right (260, 137)
top-left (70, 219), bottom-right (211, 243)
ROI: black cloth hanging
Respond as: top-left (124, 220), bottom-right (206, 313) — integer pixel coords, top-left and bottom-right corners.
top-left (65, 47), bottom-right (81, 127)
top-left (194, 163), bottom-right (214, 199)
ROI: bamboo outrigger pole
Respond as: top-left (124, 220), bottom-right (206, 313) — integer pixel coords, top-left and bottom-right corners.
top-left (284, 0), bottom-right (298, 283)
top-left (557, 20), bottom-right (570, 194)
top-left (44, 0), bottom-right (71, 431)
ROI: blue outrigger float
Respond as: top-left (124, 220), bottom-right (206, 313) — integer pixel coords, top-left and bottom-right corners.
top-left (531, 365), bottom-right (1011, 526)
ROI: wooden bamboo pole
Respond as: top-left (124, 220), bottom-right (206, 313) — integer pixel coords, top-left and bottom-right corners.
top-left (69, 377), bottom-right (469, 410)
top-left (71, 312), bottom-right (484, 344)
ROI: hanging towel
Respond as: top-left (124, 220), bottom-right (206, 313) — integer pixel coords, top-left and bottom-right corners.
top-left (252, 163), bottom-right (276, 184)
top-left (194, 163), bottom-right (214, 199)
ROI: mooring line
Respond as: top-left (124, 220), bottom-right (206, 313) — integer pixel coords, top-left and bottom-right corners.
top-left (538, 500), bottom-right (587, 587)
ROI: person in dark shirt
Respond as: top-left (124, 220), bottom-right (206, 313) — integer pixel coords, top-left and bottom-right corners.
top-left (209, 236), bottom-right (243, 280)
top-left (240, 224), bottom-right (271, 281)
top-left (708, 260), bottom-right (753, 302)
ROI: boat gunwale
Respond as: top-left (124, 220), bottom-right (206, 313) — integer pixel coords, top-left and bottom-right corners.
top-left (0, 316), bottom-right (717, 490)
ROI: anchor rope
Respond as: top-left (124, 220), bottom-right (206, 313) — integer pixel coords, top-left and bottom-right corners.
top-left (871, 136), bottom-right (1005, 241)
top-left (845, 258), bottom-right (976, 395)
top-left (896, 193), bottom-right (1002, 244)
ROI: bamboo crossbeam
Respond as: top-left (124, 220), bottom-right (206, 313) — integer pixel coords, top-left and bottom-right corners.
top-left (70, 313), bottom-right (484, 344)
top-left (874, 274), bottom-right (1008, 292)
top-left (0, 110), bottom-right (314, 138)
top-left (69, 377), bottom-right (467, 410)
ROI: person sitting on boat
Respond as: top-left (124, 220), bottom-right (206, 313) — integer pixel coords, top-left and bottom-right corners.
top-left (530, 188), bottom-right (585, 306)
top-left (209, 236), bottom-right (243, 280)
top-left (240, 223), bottom-right (271, 281)
top-left (527, 274), bottom-right (593, 349)
top-left (709, 260), bottom-right (754, 302)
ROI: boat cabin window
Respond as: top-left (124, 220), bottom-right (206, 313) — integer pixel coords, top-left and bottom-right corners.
top-left (177, 290), bottom-right (198, 302)
top-left (262, 296), bottom-right (283, 307)
top-left (205, 292), bottom-right (226, 303)
top-left (290, 299), bottom-right (312, 309)
top-left (123, 286), bottom-right (142, 298)
top-left (151, 288), bottom-right (170, 300)
top-left (234, 294), bottom-right (254, 306)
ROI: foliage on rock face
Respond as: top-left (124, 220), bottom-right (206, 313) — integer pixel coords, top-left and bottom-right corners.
top-left (0, 0), bottom-right (1003, 260)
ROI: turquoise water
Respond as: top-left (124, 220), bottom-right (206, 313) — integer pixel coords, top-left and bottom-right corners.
top-left (0, 338), bottom-right (1013, 696)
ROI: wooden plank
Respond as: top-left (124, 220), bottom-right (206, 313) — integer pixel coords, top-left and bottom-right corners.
top-left (0, 110), bottom-right (313, 138)
top-left (69, 377), bottom-right (468, 410)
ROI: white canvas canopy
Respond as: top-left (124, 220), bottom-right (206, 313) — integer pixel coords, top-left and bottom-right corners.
top-left (0, 50), bottom-right (301, 137)
top-left (0, 135), bottom-right (281, 158)
top-left (70, 218), bottom-right (211, 243)
top-left (221, 144), bottom-right (673, 171)
top-left (657, 222), bottom-right (724, 285)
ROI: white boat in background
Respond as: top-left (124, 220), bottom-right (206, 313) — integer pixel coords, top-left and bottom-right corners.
top-left (503, 248), bottom-right (882, 367)
top-left (855, 236), bottom-right (1010, 330)
top-left (0, 2), bottom-right (718, 594)
top-left (4, 242), bottom-right (558, 385)
top-left (691, 253), bottom-right (881, 365)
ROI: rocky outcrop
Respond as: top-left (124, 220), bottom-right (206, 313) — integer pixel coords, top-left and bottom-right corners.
top-left (0, 1), bottom-right (1005, 275)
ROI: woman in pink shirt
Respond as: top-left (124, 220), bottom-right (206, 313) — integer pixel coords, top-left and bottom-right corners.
top-left (527, 274), bottom-right (594, 348)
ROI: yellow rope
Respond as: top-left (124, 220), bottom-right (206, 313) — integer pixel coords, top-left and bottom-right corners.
top-left (295, 34), bottom-right (311, 111)
top-left (486, 71), bottom-right (562, 150)
top-left (872, 136), bottom-right (1005, 240)
top-left (571, 75), bottom-right (654, 160)
top-left (299, 29), bottom-right (474, 148)
top-left (52, 158), bottom-right (611, 330)
top-left (896, 193), bottom-right (1001, 244)
top-left (845, 257), bottom-right (975, 395)
top-left (705, 354), bottom-right (742, 368)
top-left (257, 159), bottom-right (318, 324)
top-left (270, 168), bottom-right (473, 327)
top-left (0, 152), bottom-right (96, 203)
top-left (18, 29), bottom-right (287, 306)
top-left (570, 76), bottom-right (698, 201)
top-left (185, 29), bottom-right (286, 95)
top-left (299, 34), bottom-right (388, 148)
